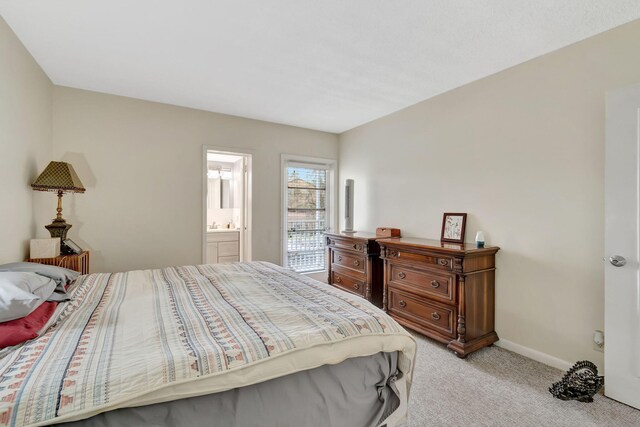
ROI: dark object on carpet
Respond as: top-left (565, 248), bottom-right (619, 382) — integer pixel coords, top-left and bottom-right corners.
top-left (549, 361), bottom-right (604, 402)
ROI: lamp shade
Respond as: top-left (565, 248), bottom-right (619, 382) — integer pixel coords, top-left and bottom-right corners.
top-left (31, 161), bottom-right (86, 193)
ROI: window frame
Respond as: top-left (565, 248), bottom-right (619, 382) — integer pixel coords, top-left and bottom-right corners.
top-left (281, 154), bottom-right (337, 274)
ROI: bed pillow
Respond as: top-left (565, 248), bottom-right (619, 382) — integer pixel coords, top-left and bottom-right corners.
top-left (0, 301), bottom-right (58, 349)
top-left (0, 262), bottom-right (79, 285)
top-left (0, 262), bottom-right (78, 301)
top-left (0, 272), bottom-right (57, 322)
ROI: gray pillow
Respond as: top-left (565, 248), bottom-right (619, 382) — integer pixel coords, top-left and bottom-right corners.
top-left (0, 272), bottom-right (57, 322)
top-left (0, 262), bottom-right (78, 301)
top-left (0, 262), bottom-right (79, 285)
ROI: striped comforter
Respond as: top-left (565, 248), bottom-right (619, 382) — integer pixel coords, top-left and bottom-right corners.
top-left (0, 262), bottom-right (415, 426)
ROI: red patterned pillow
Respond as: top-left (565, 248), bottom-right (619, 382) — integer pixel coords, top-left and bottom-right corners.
top-left (0, 301), bottom-right (57, 348)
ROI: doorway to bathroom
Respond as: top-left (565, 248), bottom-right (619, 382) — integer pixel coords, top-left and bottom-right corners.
top-left (202, 147), bottom-right (252, 264)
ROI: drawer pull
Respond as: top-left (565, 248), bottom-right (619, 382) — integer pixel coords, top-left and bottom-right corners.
top-left (354, 283), bottom-right (360, 290)
top-left (335, 276), bottom-right (342, 283)
top-left (438, 259), bottom-right (449, 266)
top-left (338, 256), bottom-right (343, 261)
top-left (398, 272), bottom-right (406, 279)
top-left (398, 300), bottom-right (407, 308)
top-left (431, 312), bottom-right (441, 320)
top-left (353, 260), bottom-right (361, 267)
top-left (431, 280), bottom-right (440, 289)
top-left (353, 244), bottom-right (359, 250)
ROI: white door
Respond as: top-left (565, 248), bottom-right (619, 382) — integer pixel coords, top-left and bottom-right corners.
top-left (202, 148), bottom-right (253, 264)
top-left (243, 155), bottom-right (253, 262)
top-left (605, 83), bottom-right (640, 409)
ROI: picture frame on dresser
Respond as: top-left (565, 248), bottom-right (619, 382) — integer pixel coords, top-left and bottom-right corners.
top-left (440, 212), bottom-right (467, 243)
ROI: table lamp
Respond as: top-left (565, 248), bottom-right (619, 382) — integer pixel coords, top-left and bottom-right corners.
top-left (31, 161), bottom-right (86, 241)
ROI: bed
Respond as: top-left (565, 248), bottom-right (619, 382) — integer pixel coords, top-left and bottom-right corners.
top-left (0, 262), bottom-right (416, 427)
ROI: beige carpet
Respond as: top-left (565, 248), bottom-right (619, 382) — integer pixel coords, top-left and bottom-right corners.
top-left (405, 332), bottom-right (640, 426)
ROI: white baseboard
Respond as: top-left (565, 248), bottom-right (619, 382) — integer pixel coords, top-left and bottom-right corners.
top-left (495, 338), bottom-right (573, 371)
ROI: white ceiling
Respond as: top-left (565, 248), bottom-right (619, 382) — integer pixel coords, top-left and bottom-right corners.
top-left (1, 1), bottom-right (639, 133)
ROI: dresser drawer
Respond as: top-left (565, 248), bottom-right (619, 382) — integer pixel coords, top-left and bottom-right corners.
top-left (388, 288), bottom-right (457, 338)
top-left (385, 248), bottom-right (454, 272)
top-left (389, 264), bottom-right (455, 304)
top-left (330, 271), bottom-right (366, 297)
top-left (327, 236), bottom-right (367, 253)
top-left (331, 250), bottom-right (366, 274)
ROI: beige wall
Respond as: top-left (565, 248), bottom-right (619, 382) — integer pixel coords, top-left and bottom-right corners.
top-left (0, 17), bottom-right (52, 263)
top-left (52, 87), bottom-right (338, 273)
top-left (339, 20), bottom-right (640, 369)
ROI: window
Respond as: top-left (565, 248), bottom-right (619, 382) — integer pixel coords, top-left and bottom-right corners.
top-left (282, 155), bottom-right (336, 273)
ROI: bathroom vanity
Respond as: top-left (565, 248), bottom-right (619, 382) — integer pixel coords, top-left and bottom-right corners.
top-left (206, 229), bottom-right (240, 264)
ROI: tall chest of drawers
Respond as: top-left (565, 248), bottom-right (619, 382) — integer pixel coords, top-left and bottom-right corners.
top-left (379, 238), bottom-right (500, 358)
top-left (325, 231), bottom-right (385, 308)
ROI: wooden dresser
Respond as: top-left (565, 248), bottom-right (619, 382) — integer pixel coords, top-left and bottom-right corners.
top-left (325, 231), bottom-right (385, 308)
top-left (378, 238), bottom-right (499, 357)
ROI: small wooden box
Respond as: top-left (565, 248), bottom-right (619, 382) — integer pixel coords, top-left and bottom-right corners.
top-left (376, 227), bottom-right (401, 238)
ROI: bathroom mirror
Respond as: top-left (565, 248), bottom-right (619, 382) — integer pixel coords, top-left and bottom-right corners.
top-left (208, 168), bottom-right (234, 209)
top-left (220, 176), bottom-right (233, 208)
top-left (207, 178), bottom-right (220, 209)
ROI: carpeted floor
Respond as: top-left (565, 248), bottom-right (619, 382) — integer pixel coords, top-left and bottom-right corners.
top-left (405, 332), bottom-right (640, 426)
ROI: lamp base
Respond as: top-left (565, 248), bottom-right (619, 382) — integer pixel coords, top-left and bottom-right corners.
top-left (45, 219), bottom-right (72, 241)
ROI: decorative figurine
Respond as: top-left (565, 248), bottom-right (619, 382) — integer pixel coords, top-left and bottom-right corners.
top-left (549, 360), bottom-right (604, 402)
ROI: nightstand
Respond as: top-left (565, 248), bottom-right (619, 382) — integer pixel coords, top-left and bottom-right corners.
top-left (26, 251), bottom-right (90, 274)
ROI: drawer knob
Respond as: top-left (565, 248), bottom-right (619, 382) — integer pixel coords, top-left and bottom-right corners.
top-left (398, 272), bottom-right (406, 279)
top-left (431, 280), bottom-right (440, 289)
top-left (354, 283), bottom-right (360, 290)
top-left (439, 259), bottom-right (449, 266)
top-left (390, 250), bottom-right (399, 257)
top-left (353, 260), bottom-right (361, 267)
top-left (338, 256), bottom-right (343, 261)
top-left (398, 300), bottom-right (407, 308)
top-left (431, 312), bottom-right (441, 320)
top-left (336, 276), bottom-right (342, 283)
